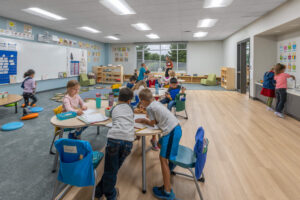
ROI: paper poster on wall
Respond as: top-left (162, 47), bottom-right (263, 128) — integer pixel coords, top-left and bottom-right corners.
top-left (7, 21), bottom-right (16, 32)
top-left (115, 57), bottom-right (119, 62)
top-left (24, 24), bottom-right (32, 34)
top-left (67, 48), bottom-right (87, 75)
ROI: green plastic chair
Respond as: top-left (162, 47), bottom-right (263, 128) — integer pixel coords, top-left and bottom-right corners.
top-left (80, 74), bottom-right (95, 86)
top-left (200, 74), bottom-right (217, 86)
top-left (174, 93), bottom-right (188, 119)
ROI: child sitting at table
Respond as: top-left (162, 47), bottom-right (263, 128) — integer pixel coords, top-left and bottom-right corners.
top-left (127, 76), bottom-right (137, 89)
top-left (95, 88), bottom-right (134, 200)
top-left (132, 80), bottom-right (147, 97)
top-left (62, 80), bottom-right (88, 139)
top-left (136, 88), bottom-right (182, 200)
top-left (160, 78), bottom-right (185, 111)
top-left (146, 74), bottom-right (159, 88)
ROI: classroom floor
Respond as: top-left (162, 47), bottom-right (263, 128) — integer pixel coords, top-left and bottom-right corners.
top-left (1, 86), bottom-right (299, 200)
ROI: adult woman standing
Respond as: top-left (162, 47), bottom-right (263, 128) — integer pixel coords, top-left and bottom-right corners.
top-left (165, 56), bottom-right (173, 77)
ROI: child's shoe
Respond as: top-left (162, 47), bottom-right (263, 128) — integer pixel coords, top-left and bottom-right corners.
top-left (276, 112), bottom-right (284, 118)
top-left (150, 139), bottom-right (159, 151)
top-left (266, 106), bottom-right (273, 111)
top-left (153, 185), bottom-right (175, 200)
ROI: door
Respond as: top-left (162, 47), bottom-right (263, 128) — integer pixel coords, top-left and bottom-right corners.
top-left (237, 39), bottom-right (250, 94)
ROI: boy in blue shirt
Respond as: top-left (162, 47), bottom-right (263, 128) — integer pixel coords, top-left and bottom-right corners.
top-left (160, 78), bottom-right (185, 110)
top-left (126, 76), bottom-right (136, 89)
top-left (136, 88), bottom-right (182, 199)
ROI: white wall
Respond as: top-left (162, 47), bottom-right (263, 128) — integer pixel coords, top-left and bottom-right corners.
top-left (187, 41), bottom-right (223, 76)
top-left (110, 44), bottom-right (137, 74)
top-left (223, 0), bottom-right (300, 96)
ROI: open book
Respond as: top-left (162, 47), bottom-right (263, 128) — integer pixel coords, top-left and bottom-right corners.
top-left (77, 109), bottom-right (108, 124)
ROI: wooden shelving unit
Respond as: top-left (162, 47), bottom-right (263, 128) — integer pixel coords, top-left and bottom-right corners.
top-left (221, 67), bottom-right (235, 90)
top-left (93, 65), bottom-right (124, 84)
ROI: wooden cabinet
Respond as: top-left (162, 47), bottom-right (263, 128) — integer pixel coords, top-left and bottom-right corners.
top-left (93, 65), bottom-right (124, 84)
top-left (221, 67), bottom-right (235, 90)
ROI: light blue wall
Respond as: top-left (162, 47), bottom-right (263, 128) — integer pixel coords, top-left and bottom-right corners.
top-left (0, 16), bottom-right (110, 93)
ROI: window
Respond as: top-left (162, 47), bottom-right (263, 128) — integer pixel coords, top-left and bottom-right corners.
top-left (136, 43), bottom-right (187, 72)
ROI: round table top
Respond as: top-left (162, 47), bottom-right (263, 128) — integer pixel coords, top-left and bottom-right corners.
top-left (0, 94), bottom-right (23, 106)
top-left (50, 100), bottom-right (112, 129)
top-left (50, 99), bottom-right (162, 136)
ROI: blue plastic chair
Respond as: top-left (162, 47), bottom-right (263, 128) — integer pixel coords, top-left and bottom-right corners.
top-left (170, 127), bottom-right (208, 200)
top-left (52, 139), bottom-right (104, 200)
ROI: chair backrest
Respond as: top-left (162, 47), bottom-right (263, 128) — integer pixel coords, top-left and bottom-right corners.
top-left (80, 73), bottom-right (88, 81)
top-left (207, 74), bottom-right (216, 81)
top-left (193, 127), bottom-right (208, 179)
top-left (54, 138), bottom-right (95, 187)
top-left (175, 93), bottom-right (186, 112)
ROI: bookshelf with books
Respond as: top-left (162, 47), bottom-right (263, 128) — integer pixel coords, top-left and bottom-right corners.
top-left (93, 65), bottom-right (124, 84)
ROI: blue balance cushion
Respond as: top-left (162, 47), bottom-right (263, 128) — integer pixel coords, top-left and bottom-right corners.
top-left (29, 107), bottom-right (44, 113)
top-left (1, 122), bottom-right (24, 131)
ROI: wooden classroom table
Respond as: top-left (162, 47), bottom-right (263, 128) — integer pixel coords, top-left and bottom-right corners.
top-left (50, 99), bottom-right (162, 194)
top-left (0, 94), bottom-right (23, 113)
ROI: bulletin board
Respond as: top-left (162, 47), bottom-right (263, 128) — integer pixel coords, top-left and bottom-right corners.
top-left (0, 50), bottom-right (17, 84)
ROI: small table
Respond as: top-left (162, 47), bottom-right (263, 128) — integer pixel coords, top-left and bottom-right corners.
top-left (0, 94), bottom-right (23, 113)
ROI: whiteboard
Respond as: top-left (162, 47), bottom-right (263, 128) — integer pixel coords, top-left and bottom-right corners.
top-left (0, 37), bottom-right (87, 83)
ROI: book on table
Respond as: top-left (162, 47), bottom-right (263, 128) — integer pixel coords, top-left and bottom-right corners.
top-left (77, 109), bottom-right (108, 124)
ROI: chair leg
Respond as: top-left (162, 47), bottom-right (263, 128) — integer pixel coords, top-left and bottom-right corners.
top-left (52, 179), bottom-right (59, 200)
top-left (185, 108), bottom-right (188, 119)
top-left (92, 169), bottom-right (97, 200)
top-left (187, 168), bottom-right (204, 200)
top-left (49, 134), bottom-right (57, 155)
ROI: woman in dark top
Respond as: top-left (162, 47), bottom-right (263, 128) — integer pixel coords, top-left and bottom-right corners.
top-left (165, 56), bottom-right (173, 78)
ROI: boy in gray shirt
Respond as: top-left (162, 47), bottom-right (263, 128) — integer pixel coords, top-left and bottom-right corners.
top-left (135, 88), bottom-right (182, 200)
top-left (95, 88), bottom-right (134, 200)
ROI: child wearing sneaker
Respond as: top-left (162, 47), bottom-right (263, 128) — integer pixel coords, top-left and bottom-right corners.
top-left (95, 88), bottom-right (135, 200)
top-left (22, 69), bottom-right (38, 115)
top-left (62, 80), bottom-right (88, 139)
top-left (274, 63), bottom-right (295, 118)
top-left (136, 88), bottom-right (182, 199)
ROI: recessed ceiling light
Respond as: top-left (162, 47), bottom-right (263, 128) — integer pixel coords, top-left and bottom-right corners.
top-left (193, 32), bottom-right (208, 38)
top-left (204, 0), bottom-right (234, 8)
top-left (131, 23), bottom-right (151, 31)
top-left (99, 0), bottom-right (136, 15)
top-left (106, 36), bottom-right (120, 40)
top-left (146, 33), bottom-right (160, 39)
top-left (22, 7), bottom-right (66, 21)
top-left (78, 26), bottom-right (101, 33)
top-left (197, 19), bottom-right (218, 28)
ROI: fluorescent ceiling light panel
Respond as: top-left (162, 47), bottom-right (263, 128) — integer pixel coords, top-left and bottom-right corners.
top-left (204, 0), bottom-right (234, 8)
top-left (131, 23), bottom-right (151, 31)
top-left (99, 0), bottom-right (136, 15)
top-left (146, 33), bottom-right (160, 39)
top-left (106, 36), bottom-right (120, 40)
top-left (22, 7), bottom-right (66, 21)
top-left (197, 19), bottom-right (218, 28)
top-left (193, 32), bottom-right (208, 38)
top-left (78, 26), bottom-right (101, 33)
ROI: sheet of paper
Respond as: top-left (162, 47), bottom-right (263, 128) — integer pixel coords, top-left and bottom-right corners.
top-left (134, 123), bottom-right (146, 129)
top-left (83, 109), bottom-right (96, 115)
top-left (78, 113), bottom-right (108, 124)
top-left (134, 114), bottom-right (146, 120)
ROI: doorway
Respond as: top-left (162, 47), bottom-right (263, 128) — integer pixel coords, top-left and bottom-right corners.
top-left (237, 39), bottom-right (250, 94)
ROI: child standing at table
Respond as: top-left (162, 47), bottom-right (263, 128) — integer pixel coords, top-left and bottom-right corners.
top-left (95, 88), bottom-right (134, 200)
top-left (160, 78), bottom-right (186, 111)
top-left (274, 63), bottom-right (295, 118)
top-left (22, 69), bottom-right (37, 115)
top-left (136, 88), bottom-right (182, 199)
top-left (260, 67), bottom-right (276, 111)
top-left (63, 80), bottom-right (88, 139)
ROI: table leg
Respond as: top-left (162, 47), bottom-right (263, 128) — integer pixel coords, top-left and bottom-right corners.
top-left (52, 130), bottom-right (63, 173)
top-left (97, 126), bottom-right (100, 135)
top-left (15, 102), bottom-right (17, 113)
top-left (142, 136), bottom-right (146, 193)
